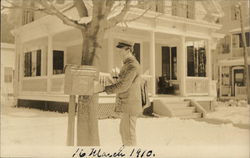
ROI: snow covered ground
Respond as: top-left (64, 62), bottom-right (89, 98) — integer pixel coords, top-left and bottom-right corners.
top-left (1, 105), bottom-right (249, 157)
top-left (206, 102), bottom-right (250, 125)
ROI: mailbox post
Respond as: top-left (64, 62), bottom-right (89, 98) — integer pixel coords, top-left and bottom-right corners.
top-left (64, 65), bottom-right (97, 146)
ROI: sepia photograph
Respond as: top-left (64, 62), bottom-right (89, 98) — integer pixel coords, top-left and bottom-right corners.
top-left (0, 0), bottom-right (249, 157)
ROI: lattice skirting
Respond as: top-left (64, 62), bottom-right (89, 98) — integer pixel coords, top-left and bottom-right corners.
top-left (97, 103), bottom-right (121, 119)
top-left (17, 99), bottom-right (121, 119)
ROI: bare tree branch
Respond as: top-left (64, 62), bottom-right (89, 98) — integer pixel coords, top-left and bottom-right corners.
top-left (73, 0), bottom-right (88, 17)
top-left (123, 7), bottom-right (151, 23)
top-left (105, 0), bottom-right (151, 31)
top-left (37, 0), bottom-right (87, 30)
top-left (105, 0), bottom-right (132, 30)
top-left (104, 0), bottom-right (115, 18)
top-left (2, 0), bottom-right (88, 30)
top-left (61, 3), bottom-right (74, 13)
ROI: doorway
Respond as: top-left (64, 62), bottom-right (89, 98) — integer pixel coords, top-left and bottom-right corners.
top-left (158, 46), bottom-right (178, 95)
top-left (232, 66), bottom-right (244, 96)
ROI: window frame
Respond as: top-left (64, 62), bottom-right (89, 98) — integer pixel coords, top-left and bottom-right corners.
top-left (232, 32), bottom-right (250, 48)
top-left (52, 50), bottom-right (65, 75)
top-left (186, 41), bottom-right (207, 77)
top-left (161, 46), bottom-right (178, 80)
top-left (23, 49), bottom-right (44, 78)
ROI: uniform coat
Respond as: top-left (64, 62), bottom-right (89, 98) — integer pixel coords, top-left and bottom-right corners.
top-left (105, 56), bottom-right (142, 116)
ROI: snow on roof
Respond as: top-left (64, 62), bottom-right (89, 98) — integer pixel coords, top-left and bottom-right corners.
top-left (230, 27), bottom-right (250, 33)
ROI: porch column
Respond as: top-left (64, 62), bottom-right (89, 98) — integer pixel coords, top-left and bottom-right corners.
top-left (149, 31), bottom-right (156, 96)
top-left (180, 36), bottom-right (187, 96)
top-left (219, 65), bottom-right (222, 98)
top-left (207, 39), bottom-right (212, 96)
top-left (47, 35), bottom-right (53, 92)
top-left (13, 34), bottom-right (21, 106)
top-left (107, 32), bottom-right (114, 71)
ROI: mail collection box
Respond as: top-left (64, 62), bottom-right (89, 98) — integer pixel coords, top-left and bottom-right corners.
top-left (64, 65), bottom-right (97, 95)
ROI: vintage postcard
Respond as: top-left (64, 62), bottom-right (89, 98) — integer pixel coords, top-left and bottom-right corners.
top-left (1, 0), bottom-right (249, 157)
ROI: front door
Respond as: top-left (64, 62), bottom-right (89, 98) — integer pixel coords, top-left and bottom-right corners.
top-left (232, 67), bottom-right (244, 96)
top-left (158, 46), bottom-right (178, 95)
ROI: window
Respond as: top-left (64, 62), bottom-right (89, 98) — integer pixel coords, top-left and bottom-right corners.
top-left (162, 46), bottom-right (177, 80)
top-left (4, 67), bottom-right (13, 83)
top-left (232, 32), bottom-right (250, 48)
top-left (53, 50), bottom-right (64, 75)
top-left (132, 43), bottom-right (140, 63)
top-left (36, 49), bottom-right (41, 76)
top-left (24, 52), bottom-right (32, 77)
top-left (24, 49), bottom-right (42, 77)
top-left (221, 35), bottom-right (231, 54)
top-left (172, 0), bottom-right (195, 19)
top-left (245, 32), bottom-right (250, 47)
top-left (22, 1), bottom-right (35, 25)
top-left (221, 66), bottom-right (230, 86)
top-left (22, 10), bottom-right (34, 25)
top-left (155, 0), bottom-right (164, 13)
top-left (231, 5), bottom-right (239, 21)
top-left (232, 34), bottom-right (240, 48)
top-left (187, 41), bottom-right (206, 77)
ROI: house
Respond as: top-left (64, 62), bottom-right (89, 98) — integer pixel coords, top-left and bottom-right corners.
top-left (12, 0), bottom-right (224, 117)
top-left (1, 43), bottom-right (15, 106)
top-left (214, 0), bottom-right (250, 100)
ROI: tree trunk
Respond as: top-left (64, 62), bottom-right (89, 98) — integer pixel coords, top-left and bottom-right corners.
top-left (76, 31), bottom-right (102, 146)
top-left (77, 95), bottom-right (99, 146)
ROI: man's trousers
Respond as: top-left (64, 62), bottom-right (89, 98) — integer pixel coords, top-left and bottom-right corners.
top-left (119, 113), bottom-right (137, 146)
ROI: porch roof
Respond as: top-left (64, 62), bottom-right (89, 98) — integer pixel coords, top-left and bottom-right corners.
top-left (12, 7), bottom-right (222, 43)
top-left (218, 58), bottom-right (250, 66)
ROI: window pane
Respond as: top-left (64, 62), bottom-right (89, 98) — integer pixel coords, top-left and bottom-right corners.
top-left (245, 32), bottom-right (250, 47)
top-left (53, 50), bottom-right (64, 74)
top-left (133, 43), bottom-right (140, 63)
top-left (198, 47), bottom-right (206, 77)
top-left (171, 47), bottom-right (177, 80)
top-left (187, 46), bottom-right (195, 76)
top-left (222, 35), bottom-right (230, 53)
top-left (36, 49), bottom-right (41, 76)
top-left (187, 0), bottom-right (195, 19)
top-left (232, 34), bottom-right (239, 48)
top-left (162, 46), bottom-right (170, 79)
top-left (239, 33), bottom-right (243, 47)
top-left (24, 52), bottom-right (32, 77)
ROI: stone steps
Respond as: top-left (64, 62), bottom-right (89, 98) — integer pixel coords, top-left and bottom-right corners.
top-left (178, 112), bottom-right (202, 119)
top-left (153, 99), bottom-right (202, 119)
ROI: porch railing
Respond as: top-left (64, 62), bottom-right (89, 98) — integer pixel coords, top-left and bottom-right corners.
top-left (235, 85), bottom-right (246, 98)
top-left (186, 77), bottom-right (209, 95)
top-left (21, 72), bottom-right (152, 95)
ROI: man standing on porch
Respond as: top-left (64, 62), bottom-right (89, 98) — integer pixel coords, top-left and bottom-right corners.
top-left (104, 40), bottom-right (143, 146)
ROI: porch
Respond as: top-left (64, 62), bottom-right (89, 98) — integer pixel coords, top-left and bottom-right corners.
top-left (218, 58), bottom-right (250, 100)
top-left (13, 8), bottom-right (222, 104)
top-left (18, 29), bottom-right (215, 101)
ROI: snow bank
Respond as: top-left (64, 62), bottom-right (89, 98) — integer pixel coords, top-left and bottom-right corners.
top-left (207, 101), bottom-right (250, 125)
top-left (1, 107), bottom-right (249, 147)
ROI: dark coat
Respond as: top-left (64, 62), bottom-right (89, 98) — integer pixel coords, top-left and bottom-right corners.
top-left (105, 56), bottom-right (142, 116)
